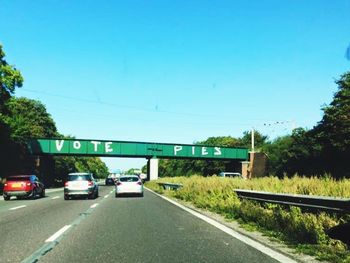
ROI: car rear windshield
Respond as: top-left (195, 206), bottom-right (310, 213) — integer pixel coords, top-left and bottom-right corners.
top-left (68, 174), bottom-right (91, 181)
top-left (7, 176), bottom-right (30, 181)
top-left (119, 177), bottom-right (139, 182)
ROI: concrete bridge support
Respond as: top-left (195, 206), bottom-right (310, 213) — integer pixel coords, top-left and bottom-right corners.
top-left (147, 158), bottom-right (159, 181)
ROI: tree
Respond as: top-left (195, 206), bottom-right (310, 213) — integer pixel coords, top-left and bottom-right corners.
top-left (0, 97), bottom-right (59, 182)
top-left (312, 71), bottom-right (350, 178)
top-left (3, 97), bottom-right (58, 142)
top-left (266, 72), bottom-right (350, 179)
top-left (262, 135), bottom-right (293, 176)
top-left (0, 44), bottom-right (23, 112)
top-left (0, 44), bottom-right (24, 178)
top-left (316, 72), bottom-right (350, 152)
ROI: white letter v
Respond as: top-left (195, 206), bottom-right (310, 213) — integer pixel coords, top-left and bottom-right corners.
top-left (55, 140), bottom-right (64, 151)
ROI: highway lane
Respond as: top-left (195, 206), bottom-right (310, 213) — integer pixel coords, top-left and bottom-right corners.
top-left (39, 189), bottom-right (285, 263)
top-left (0, 185), bottom-right (114, 263)
top-left (0, 186), bottom-right (296, 263)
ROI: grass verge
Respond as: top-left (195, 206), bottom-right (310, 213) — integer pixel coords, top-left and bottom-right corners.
top-left (146, 175), bottom-right (350, 263)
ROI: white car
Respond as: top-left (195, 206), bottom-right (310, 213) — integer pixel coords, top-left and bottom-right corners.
top-left (218, 172), bottom-right (242, 178)
top-left (64, 172), bottom-right (99, 200)
top-left (115, 175), bottom-right (143, 197)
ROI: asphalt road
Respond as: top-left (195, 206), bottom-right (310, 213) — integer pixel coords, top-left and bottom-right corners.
top-left (0, 185), bottom-right (294, 263)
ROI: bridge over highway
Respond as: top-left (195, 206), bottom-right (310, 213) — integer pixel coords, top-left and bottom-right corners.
top-left (28, 138), bottom-right (249, 180)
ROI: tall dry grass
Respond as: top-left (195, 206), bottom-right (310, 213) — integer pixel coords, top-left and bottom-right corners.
top-left (146, 175), bottom-right (350, 262)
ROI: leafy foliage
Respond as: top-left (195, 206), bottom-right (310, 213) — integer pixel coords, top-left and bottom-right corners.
top-left (0, 44), bottom-right (23, 112)
top-left (3, 97), bottom-right (59, 140)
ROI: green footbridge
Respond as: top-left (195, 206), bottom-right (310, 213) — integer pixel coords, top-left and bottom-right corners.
top-left (28, 138), bottom-right (249, 180)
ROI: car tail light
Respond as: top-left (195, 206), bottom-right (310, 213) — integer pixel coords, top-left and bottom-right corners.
top-left (64, 181), bottom-right (68, 187)
top-left (116, 182), bottom-right (122, 186)
top-left (137, 182), bottom-right (142, 185)
top-left (88, 181), bottom-right (93, 186)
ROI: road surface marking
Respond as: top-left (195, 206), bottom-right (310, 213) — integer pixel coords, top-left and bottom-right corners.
top-left (104, 195), bottom-right (109, 198)
top-left (146, 187), bottom-right (297, 263)
top-left (90, 203), bottom-right (99, 208)
top-left (23, 193), bottom-right (108, 263)
top-left (9, 205), bottom-right (26, 210)
top-left (45, 225), bottom-right (72, 242)
top-left (51, 196), bottom-right (59, 200)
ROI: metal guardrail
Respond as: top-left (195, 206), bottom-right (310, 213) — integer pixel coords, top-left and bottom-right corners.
top-left (158, 182), bottom-right (183, 191)
top-left (234, 189), bottom-right (350, 213)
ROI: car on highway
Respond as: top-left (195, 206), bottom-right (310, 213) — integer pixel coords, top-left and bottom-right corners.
top-left (139, 173), bottom-right (147, 182)
top-left (3, 175), bottom-right (45, 201)
top-left (105, 177), bottom-right (115, 186)
top-left (64, 172), bottom-right (99, 200)
top-left (115, 175), bottom-right (143, 197)
top-left (218, 172), bottom-right (243, 178)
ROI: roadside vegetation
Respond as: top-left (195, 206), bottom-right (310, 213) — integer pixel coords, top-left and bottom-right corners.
top-left (146, 175), bottom-right (350, 262)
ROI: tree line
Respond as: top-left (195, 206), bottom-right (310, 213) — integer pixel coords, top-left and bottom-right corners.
top-left (155, 72), bottom-right (350, 179)
top-left (0, 44), bottom-right (109, 186)
top-left (1, 43), bottom-right (349, 182)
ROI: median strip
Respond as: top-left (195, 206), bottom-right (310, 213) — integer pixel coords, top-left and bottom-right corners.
top-left (9, 205), bottom-right (26, 211)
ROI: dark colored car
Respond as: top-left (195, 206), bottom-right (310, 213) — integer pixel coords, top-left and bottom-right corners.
top-left (3, 175), bottom-right (45, 201)
top-left (64, 172), bottom-right (99, 200)
top-left (105, 177), bottom-right (115, 185)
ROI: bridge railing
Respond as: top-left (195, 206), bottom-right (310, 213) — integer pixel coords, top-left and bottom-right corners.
top-left (234, 189), bottom-right (350, 213)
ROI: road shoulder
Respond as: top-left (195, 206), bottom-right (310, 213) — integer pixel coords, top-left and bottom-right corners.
top-left (145, 187), bottom-right (326, 263)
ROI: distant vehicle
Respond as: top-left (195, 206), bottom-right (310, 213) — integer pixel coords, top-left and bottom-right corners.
top-left (105, 177), bottom-right (115, 186)
top-left (109, 171), bottom-right (121, 180)
top-left (64, 172), bottom-right (99, 200)
top-left (139, 173), bottom-right (147, 182)
top-left (115, 175), bottom-right (143, 197)
top-left (3, 175), bottom-right (45, 201)
top-left (218, 172), bottom-right (242, 178)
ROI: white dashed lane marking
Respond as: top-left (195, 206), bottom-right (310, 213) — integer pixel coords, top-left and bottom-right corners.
top-left (9, 205), bottom-right (26, 211)
top-left (45, 225), bottom-right (72, 242)
top-left (90, 203), bottom-right (99, 208)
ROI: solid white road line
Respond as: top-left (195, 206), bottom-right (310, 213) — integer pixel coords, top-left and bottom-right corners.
top-left (45, 225), bottom-right (72, 242)
top-left (146, 188), bottom-right (297, 263)
top-left (51, 196), bottom-right (59, 200)
top-left (9, 205), bottom-right (26, 211)
top-left (90, 203), bottom-right (99, 208)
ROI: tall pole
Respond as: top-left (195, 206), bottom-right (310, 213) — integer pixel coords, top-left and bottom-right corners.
top-left (251, 127), bottom-right (255, 152)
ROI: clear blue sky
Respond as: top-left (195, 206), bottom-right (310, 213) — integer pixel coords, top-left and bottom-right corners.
top-left (1, 0), bottom-right (349, 171)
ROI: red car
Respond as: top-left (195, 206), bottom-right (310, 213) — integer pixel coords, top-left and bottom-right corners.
top-left (3, 175), bottom-right (45, 201)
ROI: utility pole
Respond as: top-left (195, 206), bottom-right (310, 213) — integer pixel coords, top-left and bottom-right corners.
top-left (251, 127), bottom-right (255, 153)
